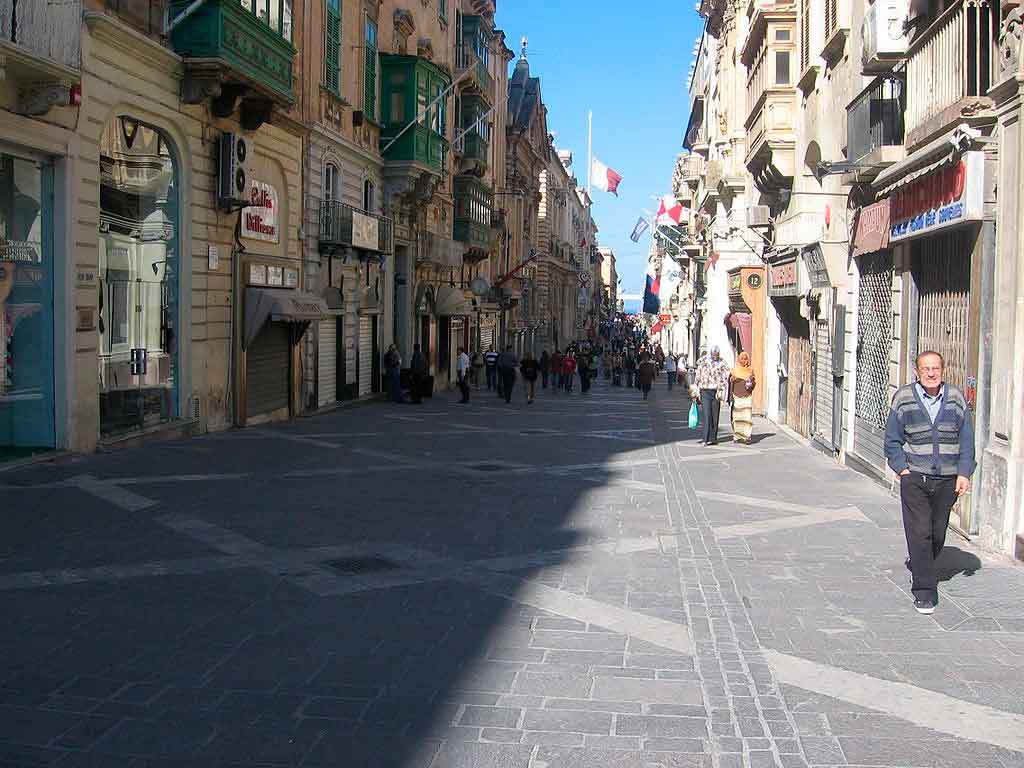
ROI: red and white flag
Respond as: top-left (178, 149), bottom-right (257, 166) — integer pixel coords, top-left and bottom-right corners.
top-left (591, 157), bottom-right (622, 196)
top-left (655, 194), bottom-right (685, 227)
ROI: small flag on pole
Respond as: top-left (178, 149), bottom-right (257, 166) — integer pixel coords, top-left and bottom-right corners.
top-left (629, 217), bottom-right (649, 243)
top-left (643, 264), bottom-right (661, 315)
top-left (591, 157), bottom-right (623, 196)
top-left (655, 194), bottom-right (686, 227)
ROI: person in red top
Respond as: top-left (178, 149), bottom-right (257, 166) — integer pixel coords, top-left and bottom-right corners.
top-left (563, 354), bottom-right (577, 393)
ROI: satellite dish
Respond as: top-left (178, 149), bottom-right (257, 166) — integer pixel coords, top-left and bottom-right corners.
top-left (470, 276), bottom-right (490, 296)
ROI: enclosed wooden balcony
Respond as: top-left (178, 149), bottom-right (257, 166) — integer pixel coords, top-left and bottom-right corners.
top-left (454, 176), bottom-right (496, 261)
top-left (904, 0), bottom-right (998, 147)
top-left (380, 55), bottom-right (450, 174)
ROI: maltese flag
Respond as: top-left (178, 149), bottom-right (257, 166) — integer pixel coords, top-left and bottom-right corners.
top-left (655, 194), bottom-right (685, 227)
top-left (591, 157), bottom-right (623, 196)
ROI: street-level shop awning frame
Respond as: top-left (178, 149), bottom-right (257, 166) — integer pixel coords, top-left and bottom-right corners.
top-left (244, 288), bottom-right (329, 349)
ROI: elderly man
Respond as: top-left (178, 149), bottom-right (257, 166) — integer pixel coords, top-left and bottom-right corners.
top-left (694, 347), bottom-right (730, 445)
top-left (884, 350), bottom-right (975, 615)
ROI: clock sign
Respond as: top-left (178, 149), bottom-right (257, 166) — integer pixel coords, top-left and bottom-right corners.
top-left (747, 273), bottom-right (763, 289)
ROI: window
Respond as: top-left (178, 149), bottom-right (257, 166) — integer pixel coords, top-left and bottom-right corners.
top-left (364, 18), bottom-right (378, 119)
top-left (800, 0), bottom-right (810, 72)
top-left (363, 179), bottom-right (375, 213)
top-left (323, 0), bottom-right (341, 95)
top-left (324, 163), bottom-right (339, 201)
top-left (439, 0), bottom-right (447, 24)
top-left (775, 51), bottom-right (791, 85)
top-left (776, 29), bottom-right (790, 41)
top-left (246, 0), bottom-right (292, 40)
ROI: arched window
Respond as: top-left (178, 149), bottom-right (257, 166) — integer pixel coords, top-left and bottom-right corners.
top-left (324, 162), bottom-right (340, 201)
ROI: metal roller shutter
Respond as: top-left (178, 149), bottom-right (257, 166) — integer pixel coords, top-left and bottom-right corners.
top-left (246, 322), bottom-right (290, 418)
top-left (814, 320), bottom-right (834, 449)
top-left (481, 325), bottom-right (494, 352)
top-left (318, 319), bottom-right (337, 407)
top-left (358, 316), bottom-right (372, 397)
top-left (853, 251), bottom-right (894, 473)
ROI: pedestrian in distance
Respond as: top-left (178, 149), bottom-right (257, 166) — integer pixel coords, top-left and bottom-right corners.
top-left (578, 352), bottom-right (590, 394)
top-left (409, 344), bottom-right (428, 405)
top-left (498, 345), bottom-right (519, 404)
top-left (456, 346), bottom-right (471, 404)
top-left (728, 352), bottom-right (757, 444)
top-left (384, 344), bottom-right (403, 403)
top-left (695, 346), bottom-right (730, 445)
top-left (539, 349), bottom-right (551, 389)
top-left (884, 350), bottom-right (976, 616)
top-left (637, 353), bottom-right (657, 400)
top-left (471, 348), bottom-right (484, 390)
top-left (624, 349), bottom-right (636, 388)
top-left (484, 346), bottom-right (499, 392)
top-left (563, 353), bottom-right (577, 393)
top-left (550, 349), bottom-right (563, 395)
top-left (520, 351), bottom-right (540, 404)
top-left (665, 353), bottom-right (677, 391)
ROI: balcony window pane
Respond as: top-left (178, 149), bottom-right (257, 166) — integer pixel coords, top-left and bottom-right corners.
top-left (775, 50), bottom-right (791, 85)
top-left (390, 91), bottom-right (405, 124)
top-left (776, 29), bottom-right (790, 41)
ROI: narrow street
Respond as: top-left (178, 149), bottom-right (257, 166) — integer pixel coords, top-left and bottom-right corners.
top-left (1, 380), bottom-right (1023, 768)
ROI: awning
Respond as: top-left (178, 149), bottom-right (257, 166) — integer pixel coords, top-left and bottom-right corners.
top-left (725, 312), bottom-right (753, 356)
top-left (873, 123), bottom-right (978, 196)
top-left (434, 285), bottom-right (474, 316)
top-left (244, 288), bottom-right (328, 349)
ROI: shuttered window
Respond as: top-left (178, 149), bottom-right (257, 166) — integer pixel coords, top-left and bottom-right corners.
top-left (800, 0), bottom-right (810, 73)
top-left (825, 0), bottom-right (837, 40)
top-left (364, 18), bottom-right (378, 119)
top-left (324, 0), bottom-right (341, 95)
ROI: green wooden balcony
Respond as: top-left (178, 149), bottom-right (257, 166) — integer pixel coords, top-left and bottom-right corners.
top-left (454, 220), bottom-right (494, 254)
top-left (454, 176), bottom-right (495, 260)
top-left (455, 43), bottom-right (493, 101)
top-left (379, 54), bottom-right (450, 172)
top-left (168, 0), bottom-right (296, 104)
top-left (381, 122), bottom-right (448, 171)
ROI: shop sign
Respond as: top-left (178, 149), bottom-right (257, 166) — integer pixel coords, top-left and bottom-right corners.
top-left (852, 199), bottom-right (890, 257)
top-left (747, 272), bottom-right (763, 289)
top-left (284, 268), bottom-right (299, 288)
top-left (267, 266), bottom-right (284, 286)
top-left (249, 264), bottom-right (267, 285)
top-left (889, 152), bottom-right (984, 242)
top-left (0, 240), bottom-right (41, 263)
top-left (801, 245), bottom-right (830, 288)
top-left (352, 211), bottom-right (379, 251)
top-left (769, 257), bottom-right (799, 298)
top-left (659, 313), bottom-right (672, 324)
top-left (243, 181), bottom-right (279, 243)
top-left (728, 272), bottom-right (742, 295)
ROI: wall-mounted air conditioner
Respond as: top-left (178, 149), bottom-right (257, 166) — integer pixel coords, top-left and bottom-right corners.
top-left (217, 132), bottom-right (252, 209)
top-left (862, 0), bottom-right (909, 74)
top-left (746, 205), bottom-right (771, 228)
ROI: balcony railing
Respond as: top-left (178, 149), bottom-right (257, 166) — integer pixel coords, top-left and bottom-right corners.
top-left (319, 201), bottom-right (394, 254)
top-left (0, 0), bottom-right (81, 73)
top-left (847, 75), bottom-right (905, 165)
top-left (905, 0), bottom-right (997, 141)
top-left (455, 43), bottom-right (494, 100)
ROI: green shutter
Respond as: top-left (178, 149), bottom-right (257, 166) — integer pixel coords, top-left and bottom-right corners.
top-left (324, 0), bottom-right (341, 95)
top-left (364, 21), bottom-right (377, 119)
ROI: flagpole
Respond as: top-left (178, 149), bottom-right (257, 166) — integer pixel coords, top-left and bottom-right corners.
top-left (587, 110), bottom-right (593, 196)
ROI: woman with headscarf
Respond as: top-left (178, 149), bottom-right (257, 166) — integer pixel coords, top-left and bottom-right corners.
top-left (729, 351), bottom-right (757, 444)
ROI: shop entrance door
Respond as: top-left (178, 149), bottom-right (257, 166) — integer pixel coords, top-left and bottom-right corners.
top-left (778, 317), bottom-right (789, 425)
top-left (0, 153), bottom-right (55, 459)
top-left (912, 231), bottom-right (974, 533)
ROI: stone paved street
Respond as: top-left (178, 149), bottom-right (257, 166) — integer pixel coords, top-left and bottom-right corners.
top-left (2, 379), bottom-right (1024, 767)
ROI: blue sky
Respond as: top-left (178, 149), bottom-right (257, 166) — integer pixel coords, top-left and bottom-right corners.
top-left (496, 0), bottom-right (702, 296)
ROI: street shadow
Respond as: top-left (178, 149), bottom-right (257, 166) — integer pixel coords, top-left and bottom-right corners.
top-left (745, 432), bottom-right (775, 445)
top-left (936, 546), bottom-right (983, 581)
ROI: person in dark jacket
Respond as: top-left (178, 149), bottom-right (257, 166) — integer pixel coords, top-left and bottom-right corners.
top-left (539, 349), bottom-right (551, 389)
top-left (384, 344), bottom-right (402, 403)
top-left (483, 347), bottom-right (499, 392)
top-left (498, 346), bottom-right (518, 404)
top-left (624, 349), bottom-right (637, 388)
top-left (409, 344), bottom-right (428, 404)
top-left (637, 353), bottom-right (657, 400)
top-left (520, 352), bottom-right (540, 404)
top-left (884, 350), bottom-right (976, 616)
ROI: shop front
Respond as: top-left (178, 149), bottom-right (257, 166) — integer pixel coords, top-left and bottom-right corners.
top-left (725, 266), bottom-right (766, 415)
top-left (767, 249), bottom-right (812, 437)
top-left (872, 141), bottom-right (990, 534)
top-left (1, 151), bottom-right (56, 461)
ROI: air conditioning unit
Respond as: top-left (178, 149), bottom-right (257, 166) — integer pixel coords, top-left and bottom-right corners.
top-left (217, 132), bottom-right (252, 209)
top-left (746, 205), bottom-right (771, 228)
top-left (862, 0), bottom-right (909, 73)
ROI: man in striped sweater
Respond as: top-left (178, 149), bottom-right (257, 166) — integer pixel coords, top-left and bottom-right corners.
top-left (884, 350), bottom-right (976, 615)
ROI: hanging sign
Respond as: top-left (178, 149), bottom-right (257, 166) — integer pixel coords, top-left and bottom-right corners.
top-left (889, 152), bottom-right (984, 243)
top-left (243, 181), bottom-right (279, 243)
top-left (352, 211), bottom-right (379, 251)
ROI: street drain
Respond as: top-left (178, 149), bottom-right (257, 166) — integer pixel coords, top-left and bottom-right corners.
top-left (325, 557), bottom-right (400, 574)
top-left (469, 463), bottom-right (505, 472)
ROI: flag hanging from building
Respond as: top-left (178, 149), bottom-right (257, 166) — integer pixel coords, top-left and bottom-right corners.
top-left (642, 263), bottom-right (661, 315)
top-left (591, 157), bottom-right (623, 196)
top-left (655, 194), bottom-right (685, 227)
top-left (629, 217), bottom-right (649, 243)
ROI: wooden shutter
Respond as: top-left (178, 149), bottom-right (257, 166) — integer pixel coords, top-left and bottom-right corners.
top-left (800, 0), bottom-right (810, 72)
top-left (825, 0), bottom-right (837, 39)
top-left (364, 19), bottom-right (377, 119)
top-left (324, 0), bottom-right (341, 94)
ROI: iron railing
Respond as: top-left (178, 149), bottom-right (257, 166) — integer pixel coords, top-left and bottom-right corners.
top-left (847, 74), bottom-right (905, 165)
top-left (319, 200), bottom-right (393, 254)
top-left (455, 43), bottom-right (493, 97)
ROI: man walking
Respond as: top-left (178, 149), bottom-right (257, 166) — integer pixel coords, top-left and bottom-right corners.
top-left (884, 351), bottom-right (975, 615)
top-left (498, 345), bottom-right (518, 404)
top-left (409, 344), bottom-right (428, 405)
top-left (456, 346), bottom-right (471, 404)
top-left (695, 347), bottom-right (730, 445)
top-left (539, 349), bottom-right (551, 389)
top-left (665, 353), bottom-right (677, 391)
top-left (484, 347), bottom-right (499, 393)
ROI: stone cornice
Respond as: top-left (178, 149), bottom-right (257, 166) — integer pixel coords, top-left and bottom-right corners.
top-left (83, 11), bottom-right (182, 76)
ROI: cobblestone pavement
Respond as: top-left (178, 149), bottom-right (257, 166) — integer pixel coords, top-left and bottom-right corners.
top-left (2, 376), bottom-right (1024, 767)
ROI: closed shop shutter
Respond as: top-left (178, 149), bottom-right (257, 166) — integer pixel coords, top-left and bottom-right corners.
top-left (246, 322), bottom-right (290, 418)
top-left (318, 319), bottom-right (337, 407)
top-left (787, 331), bottom-right (813, 438)
top-left (358, 316), bottom-right (373, 396)
top-left (853, 251), bottom-right (894, 472)
top-left (814, 320), bottom-right (834, 448)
